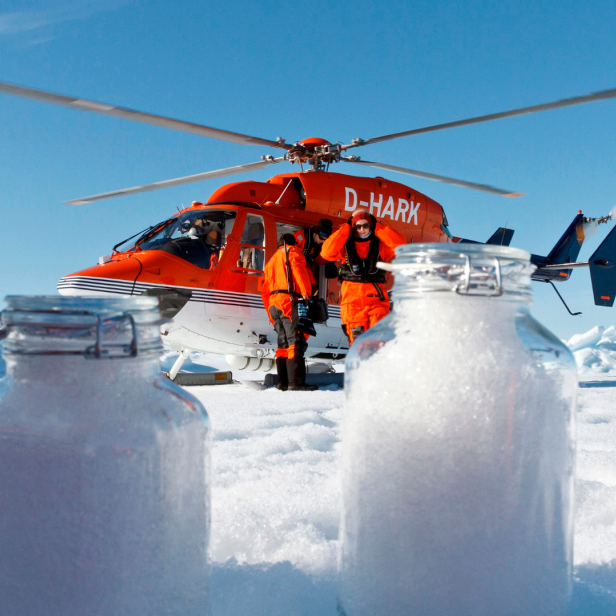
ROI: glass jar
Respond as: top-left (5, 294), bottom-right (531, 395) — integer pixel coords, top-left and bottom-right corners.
top-left (0, 296), bottom-right (210, 616)
top-left (338, 244), bottom-right (577, 616)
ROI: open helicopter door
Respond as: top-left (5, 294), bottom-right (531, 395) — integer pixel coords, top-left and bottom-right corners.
top-left (203, 207), bottom-right (274, 351)
top-left (270, 220), bottom-right (348, 360)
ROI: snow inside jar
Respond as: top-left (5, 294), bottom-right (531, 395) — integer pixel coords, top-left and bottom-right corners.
top-left (0, 296), bottom-right (211, 616)
top-left (338, 244), bottom-right (577, 616)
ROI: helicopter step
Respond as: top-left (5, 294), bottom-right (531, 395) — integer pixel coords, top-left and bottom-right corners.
top-left (171, 371), bottom-right (233, 386)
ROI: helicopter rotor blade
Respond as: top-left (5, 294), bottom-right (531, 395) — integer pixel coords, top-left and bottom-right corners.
top-left (341, 157), bottom-right (523, 198)
top-left (343, 86), bottom-right (616, 150)
top-left (0, 81), bottom-right (292, 150)
top-left (66, 157), bottom-right (286, 205)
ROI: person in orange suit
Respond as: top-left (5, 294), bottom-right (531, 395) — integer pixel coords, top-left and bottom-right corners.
top-left (261, 234), bottom-right (318, 391)
top-left (321, 209), bottom-right (406, 345)
top-left (292, 219), bottom-right (335, 290)
top-left (205, 230), bottom-right (221, 269)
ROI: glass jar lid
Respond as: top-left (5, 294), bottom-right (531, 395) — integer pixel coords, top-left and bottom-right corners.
top-left (381, 243), bottom-right (535, 300)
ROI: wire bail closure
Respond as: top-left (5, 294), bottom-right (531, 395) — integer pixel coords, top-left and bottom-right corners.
top-left (379, 252), bottom-right (506, 297)
top-left (84, 313), bottom-right (138, 359)
top-left (455, 255), bottom-right (503, 297)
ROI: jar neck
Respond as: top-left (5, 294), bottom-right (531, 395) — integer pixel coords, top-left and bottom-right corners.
top-left (384, 244), bottom-right (534, 303)
top-left (1, 296), bottom-right (163, 359)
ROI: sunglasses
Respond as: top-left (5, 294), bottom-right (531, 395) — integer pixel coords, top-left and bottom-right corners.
top-left (354, 223), bottom-right (371, 230)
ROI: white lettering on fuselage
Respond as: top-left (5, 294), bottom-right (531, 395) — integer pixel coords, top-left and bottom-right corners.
top-left (344, 187), bottom-right (421, 225)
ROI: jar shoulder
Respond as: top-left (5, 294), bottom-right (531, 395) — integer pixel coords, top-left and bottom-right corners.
top-left (0, 373), bottom-right (208, 436)
top-left (515, 309), bottom-right (577, 371)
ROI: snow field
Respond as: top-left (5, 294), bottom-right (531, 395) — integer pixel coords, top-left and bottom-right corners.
top-left (4, 322), bottom-right (616, 614)
top-left (575, 387), bottom-right (616, 565)
top-left (194, 386), bottom-right (344, 573)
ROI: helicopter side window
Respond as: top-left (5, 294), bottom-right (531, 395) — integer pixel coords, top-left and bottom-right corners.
top-left (138, 209), bottom-right (236, 270)
top-left (275, 221), bottom-right (303, 243)
top-left (235, 214), bottom-right (265, 275)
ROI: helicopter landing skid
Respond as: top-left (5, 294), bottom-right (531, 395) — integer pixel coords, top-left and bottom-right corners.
top-left (167, 348), bottom-right (191, 381)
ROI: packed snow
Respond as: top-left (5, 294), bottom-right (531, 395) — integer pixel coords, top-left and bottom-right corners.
top-left (569, 325), bottom-right (616, 376)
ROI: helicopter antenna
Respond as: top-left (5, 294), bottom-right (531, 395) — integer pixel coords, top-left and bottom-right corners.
top-left (547, 281), bottom-right (582, 316)
top-left (275, 179), bottom-right (294, 205)
top-left (501, 221), bottom-right (508, 245)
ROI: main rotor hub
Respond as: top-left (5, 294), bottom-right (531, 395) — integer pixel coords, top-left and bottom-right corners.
top-left (286, 137), bottom-right (342, 170)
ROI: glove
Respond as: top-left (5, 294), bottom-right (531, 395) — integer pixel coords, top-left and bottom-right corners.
top-left (297, 301), bottom-right (310, 319)
top-left (324, 261), bottom-right (338, 279)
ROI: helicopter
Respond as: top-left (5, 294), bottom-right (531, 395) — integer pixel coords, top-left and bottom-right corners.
top-left (2, 81), bottom-right (616, 378)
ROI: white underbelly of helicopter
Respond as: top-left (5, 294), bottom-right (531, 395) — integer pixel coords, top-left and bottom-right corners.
top-left (57, 275), bottom-right (348, 360)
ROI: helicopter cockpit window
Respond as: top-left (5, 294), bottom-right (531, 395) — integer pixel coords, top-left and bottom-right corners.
top-left (235, 214), bottom-right (265, 275)
top-left (137, 209), bottom-right (236, 270)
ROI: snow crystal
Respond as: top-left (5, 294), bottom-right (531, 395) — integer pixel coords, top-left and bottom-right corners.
top-left (340, 297), bottom-right (576, 616)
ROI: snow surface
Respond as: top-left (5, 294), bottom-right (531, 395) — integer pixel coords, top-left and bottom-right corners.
top-left (569, 325), bottom-right (616, 376)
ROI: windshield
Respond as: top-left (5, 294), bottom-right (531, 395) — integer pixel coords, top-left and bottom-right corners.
top-left (138, 209), bottom-right (237, 252)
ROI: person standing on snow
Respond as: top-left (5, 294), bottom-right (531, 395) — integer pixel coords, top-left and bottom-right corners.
top-left (261, 234), bottom-right (318, 391)
top-left (321, 209), bottom-right (406, 345)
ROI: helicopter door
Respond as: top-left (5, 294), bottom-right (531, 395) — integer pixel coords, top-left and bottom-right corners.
top-left (232, 212), bottom-right (266, 275)
top-left (275, 221), bottom-right (320, 287)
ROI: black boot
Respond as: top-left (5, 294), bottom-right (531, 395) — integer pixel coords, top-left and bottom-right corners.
top-left (276, 357), bottom-right (288, 391)
top-left (287, 357), bottom-right (318, 391)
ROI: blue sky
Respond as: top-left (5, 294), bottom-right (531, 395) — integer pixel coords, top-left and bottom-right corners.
top-left (0, 0), bottom-right (615, 340)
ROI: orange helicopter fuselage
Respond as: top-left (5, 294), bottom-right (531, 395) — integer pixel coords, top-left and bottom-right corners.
top-left (58, 170), bottom-right (451, 360)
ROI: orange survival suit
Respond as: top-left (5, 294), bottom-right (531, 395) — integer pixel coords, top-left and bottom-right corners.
top-left (261, 239), bottom-right (316, 390)
top-left (321, 215), bottom-right (406, 344)
top-left (293, 229), bottom-right (322, 287)
top-left (292, 219), bottom-right (334, 287)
